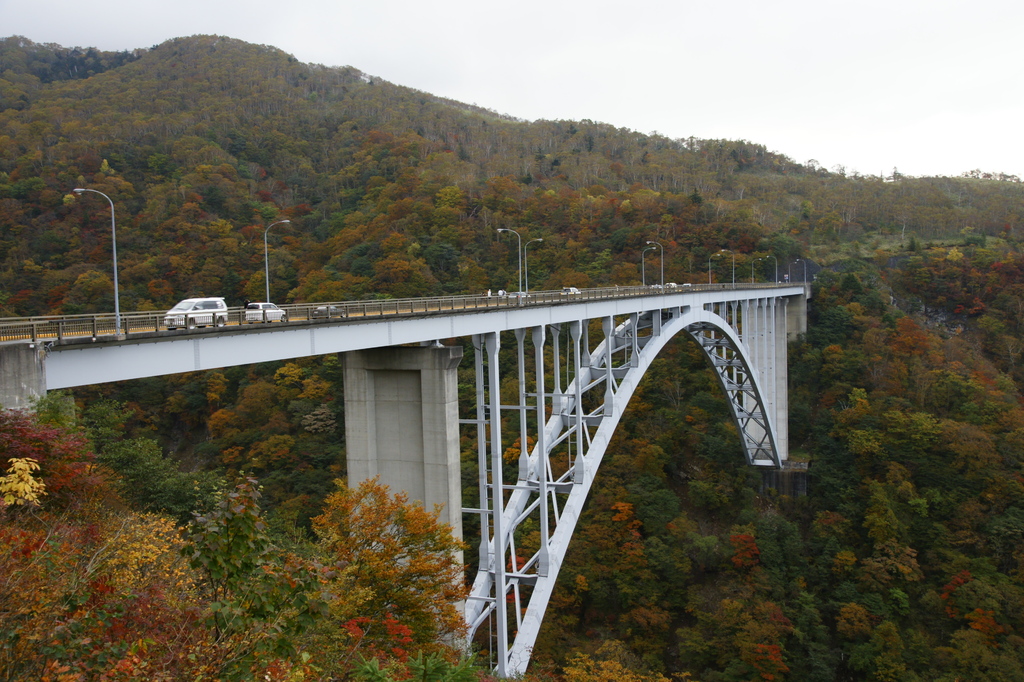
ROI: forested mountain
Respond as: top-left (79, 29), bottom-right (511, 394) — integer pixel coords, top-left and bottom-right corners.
top-left (3, 33), bottom-right (1024, 680)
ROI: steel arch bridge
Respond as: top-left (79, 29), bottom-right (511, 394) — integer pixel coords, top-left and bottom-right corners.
top-left (462, 297), bottom-right (794, 676)
top-left (0, 283), bottom-right (805, 677)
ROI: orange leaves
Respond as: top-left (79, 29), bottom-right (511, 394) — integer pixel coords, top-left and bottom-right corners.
top-left (965, 608), bottom-right (1005, 643)
top-left (746, 642), bottom-right (790, 681)
top-left (729, 533), bottom-right (761, 570)
top-left (890, 317), bottom-right (931, 357)
top-left (503, 435), bottom-right (535, 464)
top-left (310, 478), bottom-right (467, 669)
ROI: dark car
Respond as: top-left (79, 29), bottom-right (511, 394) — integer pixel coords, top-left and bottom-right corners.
top-left (312, 305), bottom-right (348, 319)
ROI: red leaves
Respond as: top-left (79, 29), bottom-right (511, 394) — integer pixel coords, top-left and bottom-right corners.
top-left (939, 569), bottom-right (973, 618)
top-left (730, 533), bottom-right (761, 570)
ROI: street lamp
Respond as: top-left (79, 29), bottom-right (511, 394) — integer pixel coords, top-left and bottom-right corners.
top-left (790, 259), bottom-right (806, 282)
top-left (788, 258), bottom-right (807, 283)
top-left (264, 219), bottom-right (291, 302)
top-left (73, 188), bottom-right (120, 333)
top-left (497, 228), bottom-right (523, 295)
top-left (754, 255), bottom-right (778, 284)
top-left (708, 249), bottom-right (733, 286)
top-left (524, 238), bottom-right (542, 296)
top-left (642, 245), bottom-right (657, 286)
top-left (645, 240), bottom-right (664, 287)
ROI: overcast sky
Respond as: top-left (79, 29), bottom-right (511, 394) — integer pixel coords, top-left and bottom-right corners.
top-left (4, 0), bottom-right (1022, 179)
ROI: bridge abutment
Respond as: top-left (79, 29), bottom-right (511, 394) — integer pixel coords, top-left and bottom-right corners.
top-left (343, 345), bottom-right (464, 544)
top-left (0, 343), bottom-right (46, 410)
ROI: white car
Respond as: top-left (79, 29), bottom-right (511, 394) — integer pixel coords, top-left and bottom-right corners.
top-left (163, 297), bottom-right (228, 329)
top-left (245, 302), bottom-right (288, 323)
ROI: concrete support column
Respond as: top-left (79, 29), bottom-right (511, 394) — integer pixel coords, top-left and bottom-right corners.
top-left (774, 298), bottom-right (790, 462)
top-left (0, 343), bottom-right (47, 410)
top-left (786, 291), bottom-right (808, 341)
top-left (344, 345), bottom-right (464, 541)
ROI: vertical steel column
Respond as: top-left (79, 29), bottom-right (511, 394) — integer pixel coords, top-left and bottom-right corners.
top-left (515, 328), bottom-right (529, 480)
top-left (581, 321), bottom-right (591, 367)
top-left (765, 301), bottom-right (770, 417)
top-left (630, 312), bottom-right (639, 367)
top-left (570, 320), bottom-right (585, 484)
top-left (769, 297), bottom-right (778, 433)
top-left (758, 299), bottom-right (769, 406)
top-left (603, 316), bottom-right (615, 412)
top-left (472, 335), bottom-right (489, 569)
top-left (532, 325), bottom-right (550, 576)
top-left (484, 331), bottom-right (508, 677)
top-left (552, 324), bottom-right (563, 413)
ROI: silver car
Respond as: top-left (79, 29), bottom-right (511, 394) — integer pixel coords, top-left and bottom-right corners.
top-left (244, 302), bottom-right (288, 323)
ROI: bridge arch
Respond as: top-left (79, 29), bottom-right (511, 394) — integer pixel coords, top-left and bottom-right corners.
top-left (464, 298), bottom-right (791, 675)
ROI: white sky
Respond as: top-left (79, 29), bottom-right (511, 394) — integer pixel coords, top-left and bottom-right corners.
top-left (4, 0), bottom-right (1023, 179)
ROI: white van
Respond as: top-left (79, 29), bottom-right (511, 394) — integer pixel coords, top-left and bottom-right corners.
top-left (163, 297), bottom-right (228, 329)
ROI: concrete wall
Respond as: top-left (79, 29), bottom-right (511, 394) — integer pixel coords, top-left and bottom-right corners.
top-left (0, 343), bottom-right (46, 410)
top-left (344, 345), bottom-right (464, 543)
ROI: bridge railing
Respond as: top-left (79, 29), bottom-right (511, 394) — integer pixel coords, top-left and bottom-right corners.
top-left (0, 283), bottom-right (789, 343)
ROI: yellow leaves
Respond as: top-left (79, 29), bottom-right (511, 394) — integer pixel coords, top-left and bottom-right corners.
top-left (832, 550), bottom-right (858, 575)
top-left (298, 375), bottom-right (331, 402)
top-left (573, 573), bottom-right (590, 593)
top-left (847, 429), bottom-right (885, 458)
top-left (274, 363), bottom-right (305, 388)
top-left (250, 434), bottom-right (296, 466)
top-left (836, 602), bottom-right (874, 639)
top-left (563, 641), bottom-right (678, 682)
top-left (208, 408), bottom-right (239, 440)
top-left (1, 457), bottom-right (46, 506)
top-left (99, 512), bottom-right (196, 600)
top-left (205, 371), bottom-right (228, 405)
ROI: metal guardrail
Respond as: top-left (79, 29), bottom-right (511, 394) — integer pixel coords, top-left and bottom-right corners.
top-left (0, 283), bottom-right (789, 344)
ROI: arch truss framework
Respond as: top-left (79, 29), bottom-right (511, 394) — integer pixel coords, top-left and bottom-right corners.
top-left (463, 296), bottom-right (790, 677)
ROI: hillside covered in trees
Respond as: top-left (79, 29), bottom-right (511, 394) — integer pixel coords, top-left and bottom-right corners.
top-left (3, 33), bottom-right (1024, 680)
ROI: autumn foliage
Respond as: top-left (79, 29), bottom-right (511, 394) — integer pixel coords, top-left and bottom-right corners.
top-left (4, 32), bottom-right (1024, 682)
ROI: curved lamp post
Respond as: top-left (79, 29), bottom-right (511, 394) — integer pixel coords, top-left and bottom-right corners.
top-left (754, 255), bottom-right (778, 284)
top-left (708, 249), bottom-right (732, 285)
top-left (73, 188), bottom-right (120, 333)
top-left (645, 240), bottom-right (664, 287)
top-left (264, 219), bottom-right (291, 302)
top-left (642, 246), bottom-right (657, 286)
top-left (789, 258), bottom-right (807, 283)
top-left (524, 238), bottom-right (542, 296)
top-left (497, 228), bottom-right (523, 295)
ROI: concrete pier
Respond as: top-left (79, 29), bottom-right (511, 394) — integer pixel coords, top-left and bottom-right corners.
top-left (0, 343), bottom-right (46, 410)
top-left (343, 345), bottom-right (464, 542)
